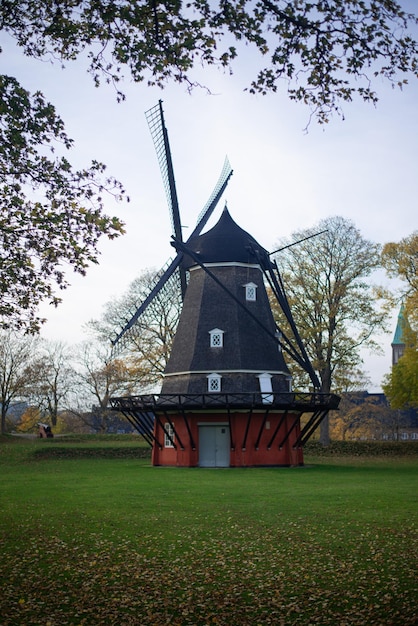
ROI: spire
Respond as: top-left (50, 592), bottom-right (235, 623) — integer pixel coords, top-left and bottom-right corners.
top-left (392, 304), bottom-right (408, 345)
top-left (392, 304), bottom-right (411, 365)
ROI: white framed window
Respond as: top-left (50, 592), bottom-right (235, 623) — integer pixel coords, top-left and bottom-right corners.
top-left (245, 282), bottom-right (257, 301)
top-left (257, 373), bottom-right (273, 404)
top-left (207, 373), bottom-right (222, 392)
top-left (164, 423), bottom-right (175, 447)
top-left (209, 328), bottom-right (224, 348)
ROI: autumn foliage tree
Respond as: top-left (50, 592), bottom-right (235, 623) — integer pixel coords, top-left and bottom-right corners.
top-left (382, 231), bottom-right (418, 324)
top-left (383, 327), bottom-right (418, 410)
top-left (273, 216), bottom-right (388, 444)
top-left (16, 406), bottom-right (41, 434)
top-left (330, 392), bottom-right (400, 441)
top-left (381, 232), bottom-right (418, 410)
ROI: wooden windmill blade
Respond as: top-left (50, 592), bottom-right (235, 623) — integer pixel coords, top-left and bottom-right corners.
top-left (111, 104), bottom-right (233, 349)
top-left (191, 156), bottom-right (233, 238)
top-left (111, 255), bottom-right (181, 348)
top-left (264, 231), bottom-right (328, 390)
top-left (145, 103), bottom-right (233, 281)
top-left (261, 256), bottom-right (321, 390)
top-left (145, 100), bottom-right (186, 296)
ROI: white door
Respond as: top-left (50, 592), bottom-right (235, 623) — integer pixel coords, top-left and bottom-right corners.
top-left (199, 426), bottom-right (230, 467)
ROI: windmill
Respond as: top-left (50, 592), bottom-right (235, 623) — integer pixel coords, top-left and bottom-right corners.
top-left (110, 102), bottom-right (340, 466)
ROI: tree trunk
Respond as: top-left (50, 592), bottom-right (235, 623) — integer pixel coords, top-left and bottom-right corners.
top-left (319, 369), bottom-right (332, 446)
top-left (319, 414), bottom-right (330, 446)
top-left (1, 404), bottom-right (9, 435)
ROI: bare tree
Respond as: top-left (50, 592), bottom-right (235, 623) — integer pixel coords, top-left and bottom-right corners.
top-left (89, 268), bottom-right (182, 388)
top-left (27, 340), bottom-right (77, 427)
top-left (0, 330), bottom-right (39, 433)
top-left (72, 340), bottom-right (146, 433)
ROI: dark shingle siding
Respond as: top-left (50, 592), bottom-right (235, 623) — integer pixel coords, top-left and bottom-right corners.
top-left (161, 209), bottom-right (291, 395)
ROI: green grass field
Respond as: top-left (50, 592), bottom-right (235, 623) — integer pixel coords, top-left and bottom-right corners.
top-left (1, 436), bottom-right (417, 625)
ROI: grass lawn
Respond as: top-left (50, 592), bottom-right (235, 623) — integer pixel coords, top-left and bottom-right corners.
top-left (0, 436), bottom-right (417, 625)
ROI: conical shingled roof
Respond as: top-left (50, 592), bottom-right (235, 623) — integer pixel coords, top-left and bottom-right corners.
top-left (183, 207), bottom-right (268, 268)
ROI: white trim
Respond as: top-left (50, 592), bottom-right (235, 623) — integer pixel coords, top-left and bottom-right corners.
top-left (164, 369), bottom-right (289, 377)
top-left (189, 262), bottom-right (262, 271)
top-left (164, 423), bottom-right (175, 448)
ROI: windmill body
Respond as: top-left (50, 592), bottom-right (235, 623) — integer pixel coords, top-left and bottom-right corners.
top-left (110, 102), bottom-right (340, 466)
top-left (152, 208), bottom-right (301, 467)
top-left (162, 208), bottom-right (291, 396)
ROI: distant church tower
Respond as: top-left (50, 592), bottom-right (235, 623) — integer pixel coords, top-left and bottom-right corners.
top-left (392, 304), bottom-right (409, 365)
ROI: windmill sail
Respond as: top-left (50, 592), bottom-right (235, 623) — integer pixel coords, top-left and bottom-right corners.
top-left (111, 104), bottom-right (233, 348)
top-left (145, 101), bottom-right (186, 296)
top-left (145, 101), bottom-right (182, 243)
top-left (193, 156), bottom-right (233, 235)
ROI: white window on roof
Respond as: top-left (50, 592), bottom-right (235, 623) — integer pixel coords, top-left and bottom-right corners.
top-left (207, 373), bottom-right (222, 392)
top-left (209, 328), bottom-right (224, 348)
top-left (257, 373), bottom-right (273, 404)
top-left (245, 282), bottom-right (257, 301)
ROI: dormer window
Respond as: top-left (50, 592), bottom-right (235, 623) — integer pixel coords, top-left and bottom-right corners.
top-left (207, 373), bottom-right (222, 392)
top-left (245, 282), bottom-right (257, 301)
top-left (209, 328), bottom-right (224, 348)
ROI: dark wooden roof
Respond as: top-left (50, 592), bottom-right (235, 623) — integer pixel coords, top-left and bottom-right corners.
top-left (183, 206), bottom-right (268, 269)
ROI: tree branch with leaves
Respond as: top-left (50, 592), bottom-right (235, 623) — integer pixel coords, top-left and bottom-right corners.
top-left (381, 231), bottom-right (418, 324)
top-left (1, 1), bottom-right (417, 331)
top-left (2, 1), bottom-right (417, 120)
top-left (0, 75), bottom-right (126, 332)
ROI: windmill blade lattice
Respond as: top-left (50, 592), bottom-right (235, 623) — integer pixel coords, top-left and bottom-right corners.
top-left (111, 257), bottom-right (179, 352)
top-left (145, 101), bottom-right (182, 243)
top-left (193, 156), bottom-right (233, 236)
top-left (111, 261), bottom-right (182, 367)
top-left (145, 101), bottom-right (186, 297)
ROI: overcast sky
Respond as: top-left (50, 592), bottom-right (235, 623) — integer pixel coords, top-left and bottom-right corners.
top-left (2, 22), bottom-right (417, 391)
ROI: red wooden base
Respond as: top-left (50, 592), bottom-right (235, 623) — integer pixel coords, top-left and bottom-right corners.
top-left (152, 410), bottom-right (304, 467)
